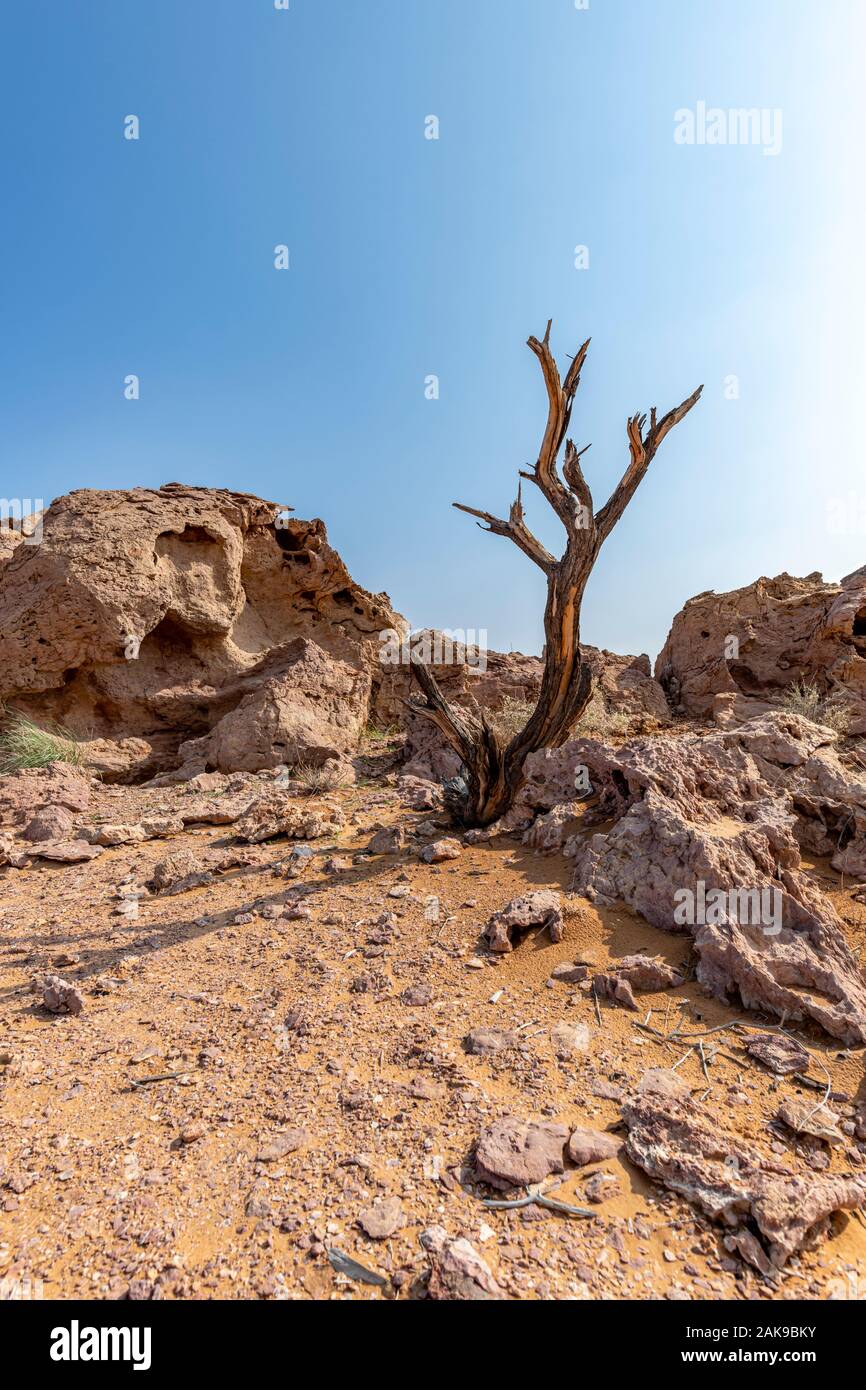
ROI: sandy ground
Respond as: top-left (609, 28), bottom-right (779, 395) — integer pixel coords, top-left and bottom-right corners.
top-left (2, 757), bottom-right (866, 1302)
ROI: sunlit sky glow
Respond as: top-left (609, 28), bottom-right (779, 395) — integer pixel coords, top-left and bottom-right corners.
top-left (2, 0), bottom-right (864, 659)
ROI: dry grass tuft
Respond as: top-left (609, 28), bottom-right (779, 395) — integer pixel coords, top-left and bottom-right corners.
top-left (291, 760), bottom-right (345, 793)
top-left (488, 691), bottom-right (631, 743)
top-left (782, 679), bottom-right (850, 734)
top-left (0, 712), bottom-right (84, 774)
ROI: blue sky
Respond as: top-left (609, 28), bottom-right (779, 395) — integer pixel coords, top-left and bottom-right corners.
top-left (1, 0), bottom-right (864, 658)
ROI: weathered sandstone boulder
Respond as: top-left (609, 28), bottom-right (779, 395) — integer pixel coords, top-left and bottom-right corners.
top-left (0, 763), bottom-right (92, 829)
top-left (656, 566), bottom-right (866, 731)
top-left (0, 486), bottom-right (400, 779)
top-left (174, 637), bottom-right (370, 775)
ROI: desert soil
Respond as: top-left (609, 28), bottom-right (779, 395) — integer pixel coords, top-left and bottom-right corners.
top-left (3, 747), bottom-right (866, 1301)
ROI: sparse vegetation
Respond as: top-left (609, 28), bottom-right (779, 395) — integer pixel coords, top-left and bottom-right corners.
top-left (488, 697), bottom-right (536, 742)
top-left (489, 691), bottom-right (630, 743)
top-left (576, 692), bottom-right (630, 739)
top-left (489, 692), bottom-right (630, 743)
top-left (362, 722), bottom-right (399, 742)
top-left (782, 679), bottom-right (850, 734)
top-left (0, 711), bottom-right (84, 774)
top-left (291, 760), bottom-right (345, 793)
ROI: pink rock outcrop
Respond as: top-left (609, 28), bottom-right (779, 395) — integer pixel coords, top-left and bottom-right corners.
top-left (553, 713), bottom-right (866, 1042)
top-left (622, 1070), bottom-right (865, 1270)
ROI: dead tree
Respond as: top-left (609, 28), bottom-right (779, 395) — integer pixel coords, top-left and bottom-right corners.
top-left (410, 321), bottom-right (702, 827)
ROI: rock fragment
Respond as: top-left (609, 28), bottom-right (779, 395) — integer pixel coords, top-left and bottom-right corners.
top-left (566, 1127), bottom-right (622, 1167)
top-left (419, 1225), bottom-right (504, 1300)
top-left (622, 1069), bottom-right (865, 1268)
top-left (611, 954), bottom-right (685, 991)
top-left (22, 806), bottom-right (74, 842)
top-left (148, 850), bottom-right (214, 895)
top-left (585, 1171), bottom-right (619, 1203)
top-left (31, 840), bottom-right (103, 863)
top-left (549, 961), bottom-right (590, 984)
top-left (91, 823), bottom-right (147, 847)
top-left (37, 975), bottom-right (84, 1016)
top-left (366, 826), bottom-right (406, 854)
top-left (256, 1128), bottom-right (309, 1162)
top-left (550, 1021), bottom-right (591, 1058)
top-left (475, 1115), bottom-right (568, 1190)
top-left (358, 1196), bottom-right (404, 1240)
top-left (483, 890), bottom-right (564, 953)
top-left (401, 982), bottom-right (433, 1007)
top-left (420, 837), bottom-right (462, 864)
top-left (744, 1032), bottom-right (810, 1076)
top-left (465, 1028), bottom-right (519, 1056)
top-left (775, 1099), bottom-right (844, 1147)
top-left (234, 795), bottom-right (344, 844)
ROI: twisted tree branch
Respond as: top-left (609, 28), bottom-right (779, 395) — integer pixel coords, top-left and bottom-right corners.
top-left (412, 321), bottom-right (702, 826)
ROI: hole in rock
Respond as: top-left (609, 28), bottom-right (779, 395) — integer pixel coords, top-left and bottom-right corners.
top-left (155, 525), bottom-right (217, 553)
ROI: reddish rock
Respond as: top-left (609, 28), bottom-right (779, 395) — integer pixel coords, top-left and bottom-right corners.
top-left (177, 638), bottom-right (370, 775)
top-left (592, 973), bottom-right (639, 1011)
top-left (38, 975), bottom-right (84, 1016)
top-left (30, 840), bottom-right (103, 863)
top-left (549, 960), bottom-right (590, 984)
top-left (475, 1115), bottom-right (569, 1190)
top-left (419, 837), bottom-right (462, 864)
top-left (234, 795), bottom-right (344, 844)
top-left (465, 1027), bottom-right (520, 1056)
top-left (744, 1033), bottom-right (810, 1076)
top-left (550, 1021), bottom-right (591, 1058)
top-left (484, 890), bottom-right (564, 954)
top-left (419, 1225), bottom-right (504, 1300)
top-left (401, 982), bottom-right (433, 1007)
top-left (358, 1196), bottom-right (404, 1240)
top-left (256, 1128), bottom-right (309, 1162)
top-left (366, 826), bottom-right (406, 854)
top-left (563, 714), bottom-right (866, 1043)
top-left (622, 1069), bottom-right (865, 1269)
top-left (612, 954), bottom-right (685, 991)
top-left (22, 805), bottom-right (74, 842)
top-left (567, 1127), bottom-right (622, 1166)
top-left (0, 764), bottom-right (92, 826)
top-left (775, 1099), bottom-right (844, 1147)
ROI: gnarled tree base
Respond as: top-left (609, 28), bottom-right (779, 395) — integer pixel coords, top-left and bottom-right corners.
top-left (410, 655), bottom-right (593, 827)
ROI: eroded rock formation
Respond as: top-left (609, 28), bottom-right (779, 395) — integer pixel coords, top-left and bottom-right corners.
top-left (515, 712), bottom-right (866, 1042)
top-left (623, 1070), bottom-right (865, 1271)
top-left (657, 566), bottom-right (866, 731)
top-left (0, 486), bottom-right (400, 779)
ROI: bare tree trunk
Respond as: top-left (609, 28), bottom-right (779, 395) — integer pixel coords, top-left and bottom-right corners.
top-left (409, 322), bottom-right (702, 826)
